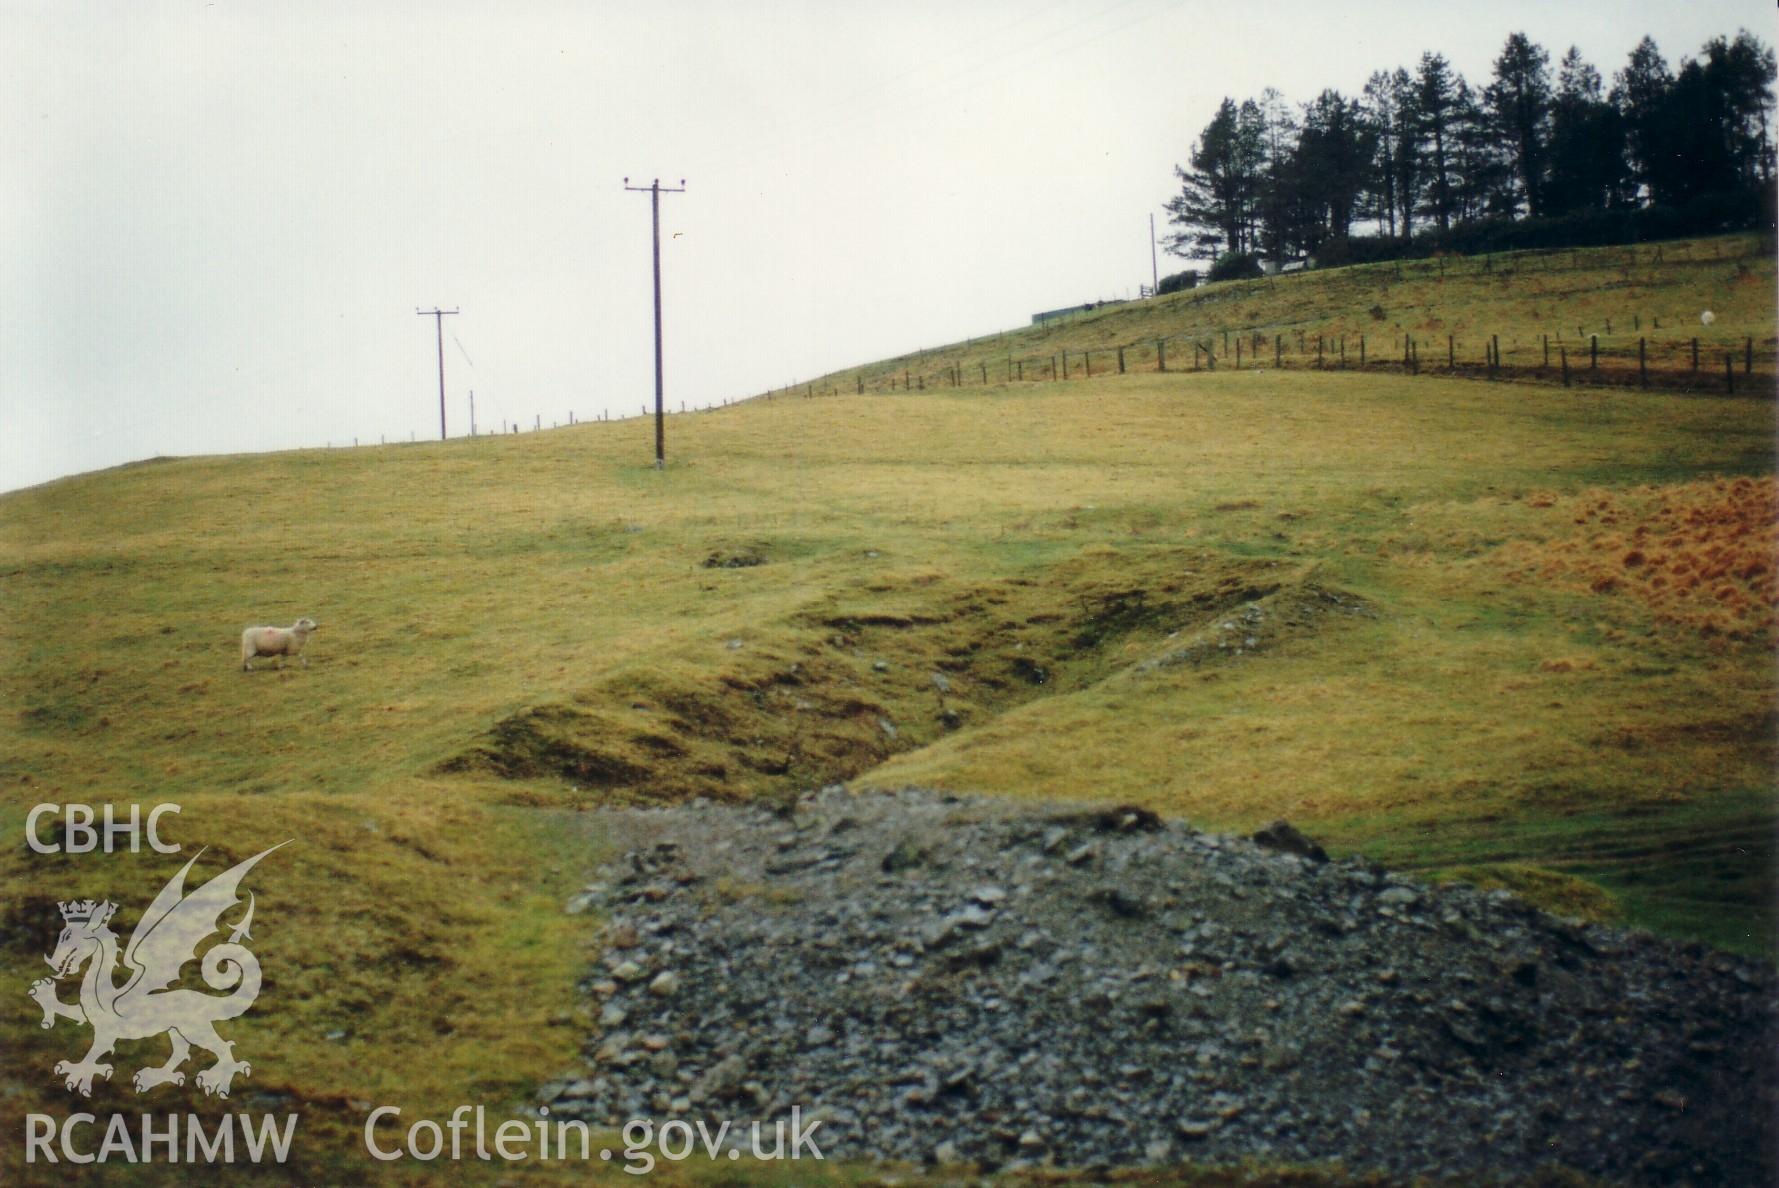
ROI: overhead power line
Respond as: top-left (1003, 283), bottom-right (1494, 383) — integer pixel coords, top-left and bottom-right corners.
top-left (449, 329), bottom-right (475, 368)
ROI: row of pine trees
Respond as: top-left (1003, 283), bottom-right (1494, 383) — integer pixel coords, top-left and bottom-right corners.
top-left (1164, 31), bottom-right (1776, 269)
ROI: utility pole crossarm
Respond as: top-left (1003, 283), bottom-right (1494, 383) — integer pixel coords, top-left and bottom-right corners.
top-left (417, 307), bottom-right (459, 441)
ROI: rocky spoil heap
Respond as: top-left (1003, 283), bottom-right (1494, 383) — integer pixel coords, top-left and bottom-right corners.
top-left (544, 788), bottom-right (1776, 1183)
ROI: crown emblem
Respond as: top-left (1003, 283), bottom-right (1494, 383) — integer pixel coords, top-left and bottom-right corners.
top-left (58, 900), bottom-right (114, 926)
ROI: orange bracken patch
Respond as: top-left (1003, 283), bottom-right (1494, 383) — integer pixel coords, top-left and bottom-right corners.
top-left (1501, 477), bottom-right (1779, 639)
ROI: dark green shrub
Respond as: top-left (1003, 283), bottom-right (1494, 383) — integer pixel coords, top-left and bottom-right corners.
top-left (1207, 252), bottom-right (1263, 283)
top-left (1156, 270), bottom-right (1198, 295)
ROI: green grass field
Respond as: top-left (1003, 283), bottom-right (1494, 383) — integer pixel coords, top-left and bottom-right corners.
top-left (1, 234), bottom-right (1773, 1185)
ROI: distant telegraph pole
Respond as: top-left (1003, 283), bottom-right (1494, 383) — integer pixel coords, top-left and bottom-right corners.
top-left (1149, 213), bottom-right (1159, 294)
top-left (416, 307), bottom-right (458, 440)
top-left (624, 177), bottom-right (686, 469)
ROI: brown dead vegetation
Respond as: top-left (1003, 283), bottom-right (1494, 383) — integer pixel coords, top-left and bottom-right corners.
top-left (1503, 476), bottom-right (1778, 638)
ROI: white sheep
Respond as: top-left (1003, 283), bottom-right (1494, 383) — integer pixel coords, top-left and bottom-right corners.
top-left (241, 618), bottom-right (319, 671)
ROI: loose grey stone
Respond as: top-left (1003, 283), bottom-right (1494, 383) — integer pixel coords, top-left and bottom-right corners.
top-left (540, 787), bottom-right (1776, 1184)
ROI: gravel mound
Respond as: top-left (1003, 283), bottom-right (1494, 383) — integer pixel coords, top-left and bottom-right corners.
top-left (543, 788), bottom-right (1777, 1184)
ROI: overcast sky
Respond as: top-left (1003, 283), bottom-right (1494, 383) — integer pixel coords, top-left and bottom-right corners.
top-left (2, 1), bottom-right (1768, 492)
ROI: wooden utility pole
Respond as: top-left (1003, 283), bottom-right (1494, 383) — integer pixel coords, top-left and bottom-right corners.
top-left (624, 177), bottom-right (686, 469)
top-left (1149, 213), bottom-right (1159, 295)
top-left (417, 307), bottom-right (458, 440)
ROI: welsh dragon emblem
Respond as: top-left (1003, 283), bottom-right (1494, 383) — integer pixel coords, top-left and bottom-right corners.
top-left (28, 843), bottom-right (289, 1098)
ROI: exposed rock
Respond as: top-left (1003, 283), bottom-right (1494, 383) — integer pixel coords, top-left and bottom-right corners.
top-left (1378, 885), bottom-right (1419, 908)
top-left (1251, 819), bottom-right (1330, 863)
top-left (544, 788), bottom-right (1776, 1184)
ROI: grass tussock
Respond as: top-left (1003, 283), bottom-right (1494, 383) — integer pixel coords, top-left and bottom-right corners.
top-left (1429, 863), bottom-right (1622, 924)
top-left (1501, 476), bottom-right (1777, 638)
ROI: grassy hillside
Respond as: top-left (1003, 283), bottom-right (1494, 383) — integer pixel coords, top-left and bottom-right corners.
top-left (1, 233), bottom-right (1773, 1185)
top-left (790, 232), bottom-right (1774, 395)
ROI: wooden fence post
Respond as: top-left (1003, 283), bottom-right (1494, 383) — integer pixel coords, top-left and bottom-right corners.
top-left (1360, 335), bottom-right (1366, 366)
top-left (1236, 339), bottom-right (1242, 368)
top-left (1691, 338), bottom-right (1699, 371)
top-left (1639, 338), bottom-right (1647, 387)
top-left (981, 362), bottom-right (987, 384)
top-left (1339, 336), bottom-right (1346, 369)
top-left (1560, 347), bottom-right (1569, 386)
top-left (1590, 335), bottom-right (1597, 371)
top-left (1118, 346), bottom-right (1126, 374)
top-left (1317, 335), bottom-right (1324, 368)
top-left (1158, 341), bottom-right (1166, 372)
top-left (1085, 351), bottom-right (1092, 378)
top-left (1747, 337), bottom-right (1754, 375)
top-left (1275, 335), bottom-right (1281, 367)
top-left (1542, 334), bottom-right (1549, 368)
top-left (1726, 353), bottom-right (1735, 395)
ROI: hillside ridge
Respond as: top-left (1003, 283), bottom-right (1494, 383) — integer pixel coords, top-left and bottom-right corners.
top-left (765, 233), bottom-right (1773, 401)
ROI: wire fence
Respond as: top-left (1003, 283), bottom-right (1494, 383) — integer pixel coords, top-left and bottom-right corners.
top-left (776, 328), bottom-right (1771, 399)
top-left (323, 236), bottom-right (1774, 450)
top-left (758, 235), bottom-right (1777, 402)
